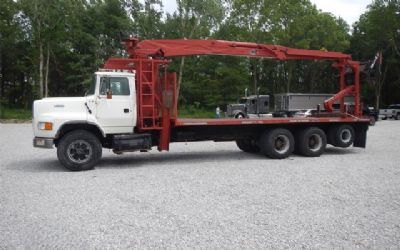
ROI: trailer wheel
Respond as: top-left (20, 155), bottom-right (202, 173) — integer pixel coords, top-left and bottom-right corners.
top-left (259, 128), bottom-right (294, 159)
top-left (328, 125), bottom-right (355, 148)
top-left (296, 127), bottom-right (326, 157)
top-left (236, 139), bottom-right (259, 153)
top-left (57, 130), bottom-right (102, 171)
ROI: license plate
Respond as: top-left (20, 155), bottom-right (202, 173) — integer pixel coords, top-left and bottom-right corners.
top-left (36, 139), bottom-right (45, 146)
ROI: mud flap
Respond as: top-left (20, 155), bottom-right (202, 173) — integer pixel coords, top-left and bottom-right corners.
top-left (353, 123), bottom-right (369, 148)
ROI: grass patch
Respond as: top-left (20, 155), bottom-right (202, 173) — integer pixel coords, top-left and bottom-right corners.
top-left (178, 105), bottom-right (216, 118)
top-left (0, 106), bottom-right (32, 120)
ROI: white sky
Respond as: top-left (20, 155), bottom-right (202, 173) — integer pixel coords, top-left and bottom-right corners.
top-left (160, 0), bottom-right (372, 26)
top-left (309, 0), bottom-right (372, 25)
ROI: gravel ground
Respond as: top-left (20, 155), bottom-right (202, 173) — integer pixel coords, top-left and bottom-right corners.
top-left (0, 121), bottom-right (399, 249)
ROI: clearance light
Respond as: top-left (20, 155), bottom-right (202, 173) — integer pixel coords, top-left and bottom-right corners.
top-left (38, 122), bottom-right (53, 131)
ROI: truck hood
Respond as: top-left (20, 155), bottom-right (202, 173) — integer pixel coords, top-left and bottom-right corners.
top-left (33, 97), bottom-right (88, 120)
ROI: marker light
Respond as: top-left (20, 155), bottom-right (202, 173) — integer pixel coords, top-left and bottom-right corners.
top-left (38, 122), bottom-right (53, 131)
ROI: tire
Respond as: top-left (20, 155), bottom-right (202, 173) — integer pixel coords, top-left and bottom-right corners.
top-left (236, 139), bottom-right (260, 153)
top-left (369, 116), bottom-right (376, 126)
top-left (235, 113), bottom-right (245, 119)
top-left (382, 116), bottom-right (387, 120)
top-left (328, 125), bottom-right (355, 148)
top-left (296, 127), bottom-right (327, 157)
top-left (395, 113), bottom-right (400, 120)
top-left (259, 128), bottom-right (294, 159)
top-left (57, 130), bottom-right (102, 171)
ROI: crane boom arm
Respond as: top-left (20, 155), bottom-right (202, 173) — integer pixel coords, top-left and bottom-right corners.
top-left (124, 38), bottom-right (352, 61)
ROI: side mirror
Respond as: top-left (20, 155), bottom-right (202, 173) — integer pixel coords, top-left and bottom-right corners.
top-left (106, 89), bottom-right (112, 99)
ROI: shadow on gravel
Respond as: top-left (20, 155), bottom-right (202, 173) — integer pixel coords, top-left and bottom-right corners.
top-left (324, 147), bottom-right (356, 155)
top-left (96, 150), bottom-right (266, 169)
top-left (8, 158), bottom-right (67, 172)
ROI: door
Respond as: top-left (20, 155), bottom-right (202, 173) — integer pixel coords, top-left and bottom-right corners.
top-left (95, 76), bottom-right (135, 132)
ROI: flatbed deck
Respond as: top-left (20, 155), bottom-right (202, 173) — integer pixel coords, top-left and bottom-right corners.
top-left (174, 116), bottom-right (370, 127)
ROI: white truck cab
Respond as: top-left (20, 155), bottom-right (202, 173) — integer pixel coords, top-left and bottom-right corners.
top-left (32, 71), bottom-right (144, 170)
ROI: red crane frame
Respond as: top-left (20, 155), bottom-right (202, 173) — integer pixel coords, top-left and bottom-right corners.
top-left (103, 38), bottom-right (362, 150)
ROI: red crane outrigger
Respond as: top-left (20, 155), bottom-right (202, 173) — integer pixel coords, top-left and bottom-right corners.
top-left (103, 38), bottom-right (364, 151)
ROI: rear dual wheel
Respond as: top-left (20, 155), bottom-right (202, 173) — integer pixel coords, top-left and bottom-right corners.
top-left (296, 127), bottom-right (327, 157)
top-left (328, 125), bottom-right (355, 148)
top-left (258, 127), bottom-right (327, 159)
top-left (259, 128), bottom-right (294, 159)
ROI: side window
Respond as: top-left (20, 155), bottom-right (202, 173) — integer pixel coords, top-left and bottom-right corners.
top-left (100, 77), bottom-right (130, 96)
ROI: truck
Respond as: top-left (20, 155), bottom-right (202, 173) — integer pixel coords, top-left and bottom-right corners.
top-left (33, 38), bottom-right (370, 171)
top-left (379, 104), bottom-right (400, 120)
top-left (226, 94), bottom-right (270, 118)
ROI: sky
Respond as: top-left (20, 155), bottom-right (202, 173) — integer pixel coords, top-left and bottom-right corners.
top-left (160, 0), bottom-right (372, 26)
top-left (309, 0), bottom-right (372, 25)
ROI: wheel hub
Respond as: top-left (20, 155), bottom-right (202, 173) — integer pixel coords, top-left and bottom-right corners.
top-left (308, 134), bottom-right (322, 152)
top-left (274, 135), bottom-right (290, 153)
top-left (67, 140), bottom-right (93, 164)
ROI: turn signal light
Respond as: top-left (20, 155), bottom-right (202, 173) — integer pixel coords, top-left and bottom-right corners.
top-left (38, 122), bottom-right (53, 131)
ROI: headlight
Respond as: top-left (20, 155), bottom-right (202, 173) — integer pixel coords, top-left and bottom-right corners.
top-left (38, 122), bottom-right (53, 131)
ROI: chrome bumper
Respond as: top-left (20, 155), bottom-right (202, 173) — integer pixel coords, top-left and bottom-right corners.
top-left (33, 137), bottom-right (54, 148)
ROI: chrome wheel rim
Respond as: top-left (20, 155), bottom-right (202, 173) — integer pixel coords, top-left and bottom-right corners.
top-left (67, 140), bottom-right (93, 164)
top-left (274, 135), bottom-right (290, 154)
top-left (308, 134), bottom-right (322, 152)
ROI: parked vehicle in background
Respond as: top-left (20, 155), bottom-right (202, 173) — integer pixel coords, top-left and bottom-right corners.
top-left (226, 95), bottom-right (270, 118)
top-left (379, 104), bottom-right (400, 120)
top-left (293, 109), bottom-right (316, 117)
top-left (363, 106), bottom-right (379, 125)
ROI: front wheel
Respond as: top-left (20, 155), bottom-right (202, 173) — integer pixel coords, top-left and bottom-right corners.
top-left (57, 130), bottom-right (102, 171)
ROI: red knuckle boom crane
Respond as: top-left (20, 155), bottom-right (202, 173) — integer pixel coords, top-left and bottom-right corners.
top-left (103, 38), bottom-right (368, 155)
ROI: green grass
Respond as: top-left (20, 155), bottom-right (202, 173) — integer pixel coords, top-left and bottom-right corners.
top-left (0, 107), bottom-right (32, 120)
top-left (0, 105), bottom-right (216, 120)
top-left (178, 105), bottom-right (216, 118)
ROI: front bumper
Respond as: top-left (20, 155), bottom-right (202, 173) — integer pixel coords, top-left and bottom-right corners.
top-left (33, 137), bottom-right (54, 148)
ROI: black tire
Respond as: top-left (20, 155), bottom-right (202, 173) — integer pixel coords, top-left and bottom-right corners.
top-left (236, 139), bottom-right (260, 153)
top-left (57, 130), bottom-right (102, 171)
top-left (296, 127), bottom-right (327, 157)
top-left (259, 128), bottom-right (294, 159)
top-left (395, 113), bottom-right (400, 120)
top-left (328, 125), bottom-right (355, 148)
top-left (235, 112), bottom-right (246, 119)
top-left (382, 116), bottom-right (387, 120)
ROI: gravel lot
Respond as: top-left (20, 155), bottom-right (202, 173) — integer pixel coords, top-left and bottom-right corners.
top-left (1, 121), bottom-right (399, 249)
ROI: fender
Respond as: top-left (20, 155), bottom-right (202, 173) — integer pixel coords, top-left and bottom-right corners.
top-left (55, 121), bottom-right (106, 139)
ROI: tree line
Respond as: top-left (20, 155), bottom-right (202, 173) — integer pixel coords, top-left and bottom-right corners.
top-left (0, 0), bottom-right (399, 112)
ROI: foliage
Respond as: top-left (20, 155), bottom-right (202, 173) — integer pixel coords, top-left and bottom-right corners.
top-left (0, 0), bottom-right (398, 117)
top-left (351, 0), bottom-right (400, 108)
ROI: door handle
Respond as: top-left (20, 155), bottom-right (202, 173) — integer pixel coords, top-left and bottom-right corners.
top-left (124, 108), bottom-right (129, 113)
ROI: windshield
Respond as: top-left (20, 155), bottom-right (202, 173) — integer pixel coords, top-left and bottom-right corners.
top-left (239, 98), bottom-right (247, 104)
top-left (87, 75), bottom-right (96, 96)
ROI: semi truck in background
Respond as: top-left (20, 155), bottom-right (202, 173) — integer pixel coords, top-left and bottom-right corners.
top-left (32, 38), bottom-right (370, 171)
top-left (226, 91), bottom-right (270, 118)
